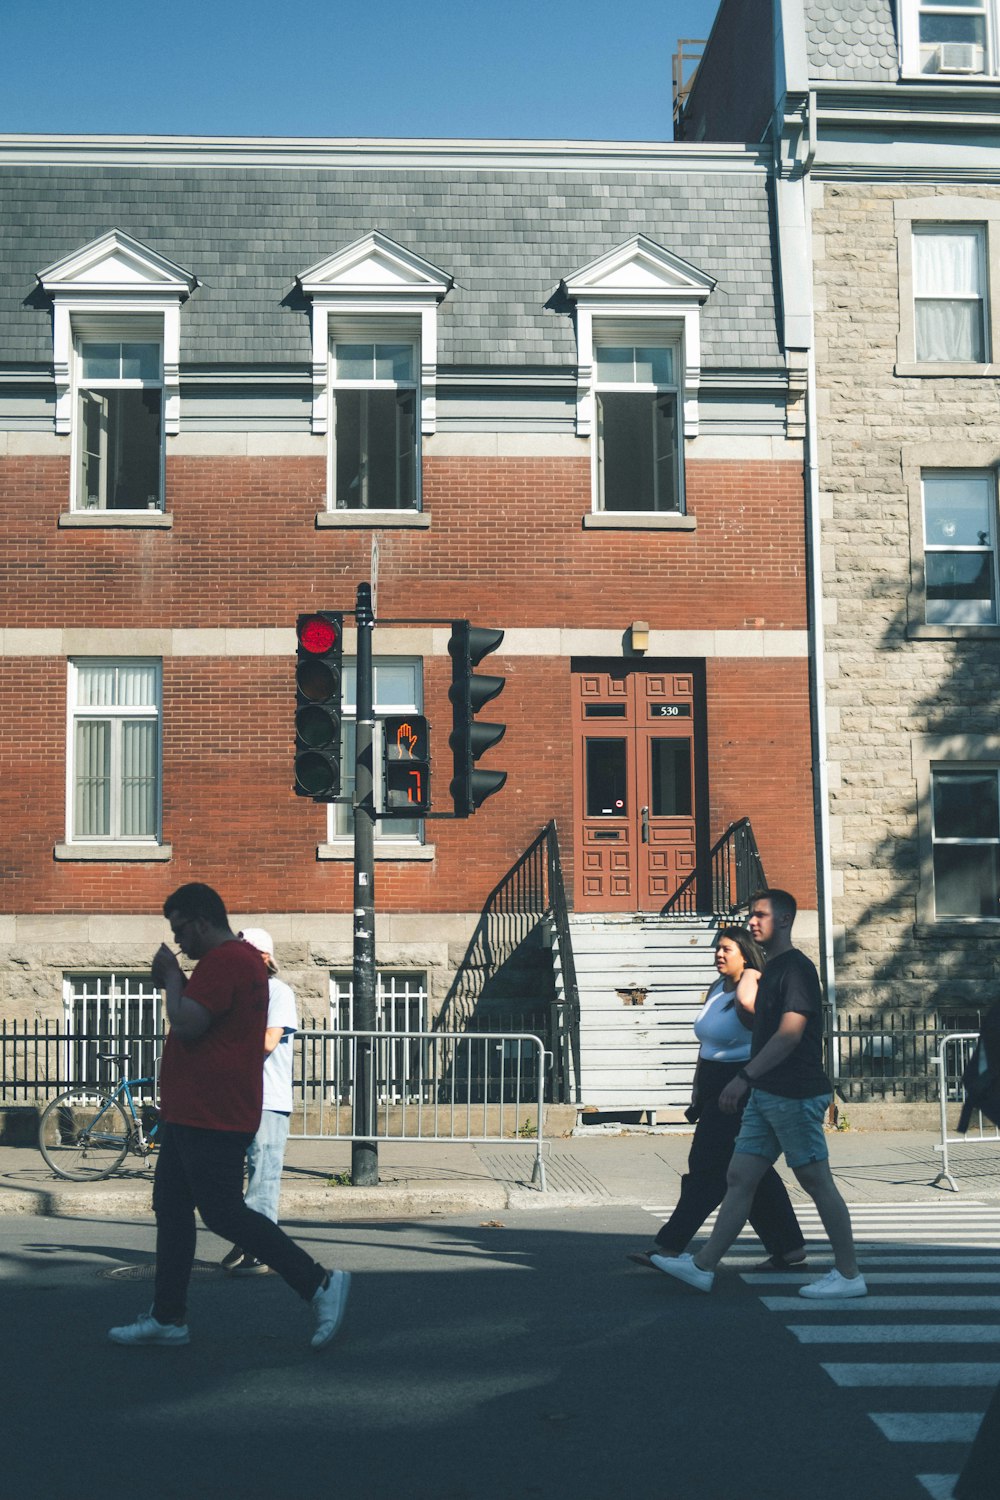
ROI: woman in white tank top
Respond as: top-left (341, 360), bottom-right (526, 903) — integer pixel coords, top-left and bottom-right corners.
top-left (627, 926), bottom-right (806, 1273)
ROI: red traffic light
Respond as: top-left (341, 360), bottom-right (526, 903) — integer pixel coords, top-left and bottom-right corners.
top-left (297, 615), bottom-right (340, 654)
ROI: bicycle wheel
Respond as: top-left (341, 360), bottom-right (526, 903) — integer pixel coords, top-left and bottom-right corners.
top-left (38, 1090), bottom-right (131, 1181)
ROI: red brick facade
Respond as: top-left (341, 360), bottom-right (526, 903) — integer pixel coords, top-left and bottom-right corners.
top-left (0, 451), bottom-right (815, 916)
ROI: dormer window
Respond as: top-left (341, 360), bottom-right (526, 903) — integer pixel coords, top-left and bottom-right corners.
top-left (562, 236), bottom-right (714, 524)
top-left (902, 1), bottom-right (997, 78)
top-left (37, 230), bottom-right (196, 518)
top-left (298, 233), bottom-right (452, 520)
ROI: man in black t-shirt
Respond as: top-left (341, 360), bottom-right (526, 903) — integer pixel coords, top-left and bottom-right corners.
top-left (651, 889), bottom-right (867, 1300)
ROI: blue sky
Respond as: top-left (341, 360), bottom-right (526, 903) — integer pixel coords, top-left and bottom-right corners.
top-left (1, 0), bottom-right (720, 140)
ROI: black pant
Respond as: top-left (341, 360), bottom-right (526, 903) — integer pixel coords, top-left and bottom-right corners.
top-left (152, 1121), bottom-right (325, 1324)
top-left (654, 1058), bottom-right (805, 1257)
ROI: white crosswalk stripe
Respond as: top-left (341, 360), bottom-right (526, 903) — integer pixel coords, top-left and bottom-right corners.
top-left (641, 1201), bottom-right (1000, 1500)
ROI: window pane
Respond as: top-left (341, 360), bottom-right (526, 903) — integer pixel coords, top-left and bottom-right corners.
top-left (933, 771), bottom-right (999, 839)
top-left (120, 343), bottom-right (160, 380)
top-left (106, 389), bottom-right (162, 509)
top-left (598, 391), bottom-right (681, 512)
top-left (376, 344), bottom-right (413, 382)
top-left (650, 739), bottom-right (692, 816)
top-left (81, 343), bottom-right (120, 379)
top-left (336, 343), bottom-right (374, 379)
top-left (373, 661), bottom-right (418, 709)
top-left (116, 663), bottom-right (158, 707)
top-left (926, 552), bottom-right (997, 623)
top-left (121, 721), bottom-right (157, 837)
top-left (634, 346), bottom-right (674, 384)
top-left (76, 663), bottom-right (117, 708)
top-left (595, 347), bottom-right (633, 383)
top-left (916, 300), bottom-right (985, 362)
top-left (923, 473), bottom-right (994, 547)
top-left (914, 229), bottom-right (983, 297)
top-left (934, 845), bottom-right (1000, 917)
top-left (336, 390), bottom-right (415, 509)
top-left (921, 14), bottom-right (987, 46)
top-left (585, 739), bottom-right (628, 816)
top-left (77, 662), bottom-right (157, 708)
top-left (74, 721), bottom-right (111, 836)
top-left (653, 394), bottom-right (680, 512)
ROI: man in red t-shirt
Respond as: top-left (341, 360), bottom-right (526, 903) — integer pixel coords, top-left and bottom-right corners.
top-left (108, 883), bottom-right (350, 1350)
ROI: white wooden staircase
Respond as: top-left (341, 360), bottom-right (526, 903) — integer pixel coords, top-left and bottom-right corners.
top-left (566, 913), bottom-right (720, 1117)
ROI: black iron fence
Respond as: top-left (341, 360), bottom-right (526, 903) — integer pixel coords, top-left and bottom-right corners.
top-left (826, 1011), bottom-right (982, 1104)
top-left (0, 1010), bottom-right (554, 1108)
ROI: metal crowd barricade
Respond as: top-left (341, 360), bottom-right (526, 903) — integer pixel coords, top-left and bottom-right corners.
top-left (289, 1028), bottom-right (549, 1190)
top-left (933, 1032), bottom-right (1000, 1191)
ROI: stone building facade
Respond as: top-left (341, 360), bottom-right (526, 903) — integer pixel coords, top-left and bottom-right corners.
top-left (681, 0), bottom-right (1000, 1018)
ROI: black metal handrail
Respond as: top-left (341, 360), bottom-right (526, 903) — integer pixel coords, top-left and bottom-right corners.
top-left (437, 820), bottom-right (581, 1103)
top-left (543, 821), bottom-right (582, 1104)
top-left (660, 817), bottom-right (766, 918)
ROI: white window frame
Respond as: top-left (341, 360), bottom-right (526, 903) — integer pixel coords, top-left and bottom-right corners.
top-left (593, 339), bottom-right (683, 515)
top-left (63, 972), bottom-right (162, 1090)
top-left (900, 0), bottom-right (997, 78)
top-left (329, 332), bottom-right (420, 512)
top-left (320, 656), bottom-right (433, 860)
top-left (903, 440), bottom-right (1000, 637)
top-left (914, 224), bottom-right (989, 363)
top-left (66, 659), bottom-right (163, 847)
top-left (895, 200), bottom-right (1000, 376)
top-left (561, 236), bottom-right (714, 530)
top-left (72, 329), bottom-right (166, 513)
top-left (921, 468), bottom-right (999, 625)
top-left (297, 233), bottom-right (452, 522)
top-left (914, 735), bottom-right (1000, 931)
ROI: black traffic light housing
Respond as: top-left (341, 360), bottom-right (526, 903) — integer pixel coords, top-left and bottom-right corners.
top-left (382, 714), bottom-right (431, 814)
top-left (294, 611), bottom-right (344, 800)
top-left (448, 620), bottom-right (507, 816)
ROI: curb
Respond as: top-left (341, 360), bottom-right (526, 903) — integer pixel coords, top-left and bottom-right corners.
top-left (0, 1180), bottom-right (517, 1221)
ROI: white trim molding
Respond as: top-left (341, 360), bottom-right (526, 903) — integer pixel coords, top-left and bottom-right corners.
top-left (37, 230), bottom-right (198, 436)
top-left (560, 235), bottom-right (716, 439)
top-left (297, 231), bottom-right (453, 437)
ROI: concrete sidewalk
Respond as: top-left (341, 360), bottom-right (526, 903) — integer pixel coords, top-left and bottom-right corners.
top-left (4, 1123), bottom-right (1000, 1219)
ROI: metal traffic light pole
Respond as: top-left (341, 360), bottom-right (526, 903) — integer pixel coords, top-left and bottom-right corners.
top-left (351, 581), bottom-right (379, 1185)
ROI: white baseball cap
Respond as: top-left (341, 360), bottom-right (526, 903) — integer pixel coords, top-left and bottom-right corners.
top-left (240, 927), bottom-right (274, 958)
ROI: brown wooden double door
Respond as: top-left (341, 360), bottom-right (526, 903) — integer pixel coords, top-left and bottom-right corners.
top-left (573, 665), bottom-right (701, 913)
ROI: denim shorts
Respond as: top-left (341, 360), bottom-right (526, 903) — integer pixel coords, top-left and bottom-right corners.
top-left (733, 1089), bottom-right (831, 1169)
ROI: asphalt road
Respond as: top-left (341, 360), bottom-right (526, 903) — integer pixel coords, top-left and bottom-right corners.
top-left (3, 1207), bottom-right (937, 1500)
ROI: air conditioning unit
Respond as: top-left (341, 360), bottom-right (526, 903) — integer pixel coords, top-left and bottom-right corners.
top-left (931, 41), bottom-right (985, 74)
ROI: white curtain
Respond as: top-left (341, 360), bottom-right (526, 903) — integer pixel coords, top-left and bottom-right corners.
top-left (914, 229), bottom-right (986, 361)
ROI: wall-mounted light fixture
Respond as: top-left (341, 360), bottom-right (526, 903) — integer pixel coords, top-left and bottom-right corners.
top-left (629, 620), bottom-right (650, 654)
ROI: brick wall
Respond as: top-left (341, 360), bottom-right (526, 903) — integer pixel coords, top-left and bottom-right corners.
top-left (0, 449), bottom-right (813, 920)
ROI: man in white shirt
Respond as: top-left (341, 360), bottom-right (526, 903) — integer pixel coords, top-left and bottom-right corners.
top-left (222, 928), bottom-right (298, 1274)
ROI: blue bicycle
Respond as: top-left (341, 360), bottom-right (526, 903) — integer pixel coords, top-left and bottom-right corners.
top-left (38, 1052), bottom-right (159, 1181)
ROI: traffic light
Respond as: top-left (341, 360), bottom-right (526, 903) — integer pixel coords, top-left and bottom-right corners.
top-left (294, 611), bottom-right (343, 800)
top-left (382, 715), bottom-right (431, 814)
top-left (448, 620), bottom-right (507, 816)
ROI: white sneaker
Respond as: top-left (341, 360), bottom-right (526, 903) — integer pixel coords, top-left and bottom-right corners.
top-left (798, 1269), bottom-right (867, 1300)
top-left (311, 1270), bottom-right (351, 1349)
top-left (649, 1252), bottom-right (715, 1293)
top-left (108, 1309), bottom-right (190, 1346)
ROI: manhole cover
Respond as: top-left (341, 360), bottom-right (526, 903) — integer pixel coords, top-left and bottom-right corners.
top-left (100, 1260), bottom-right (222, 1282)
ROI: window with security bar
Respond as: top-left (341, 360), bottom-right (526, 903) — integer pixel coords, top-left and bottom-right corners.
top-left (63, 974), bottom-right (162, 1091)
top-left (329, 972), bottom-right (429, 1103)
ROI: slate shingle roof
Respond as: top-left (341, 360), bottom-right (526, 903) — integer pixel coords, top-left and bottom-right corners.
top-left (0, 162), bottom-right (780, 370)
top-left (804, 0), bottom-right (899, 82)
